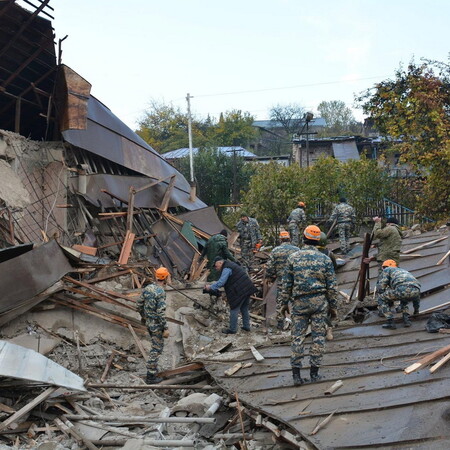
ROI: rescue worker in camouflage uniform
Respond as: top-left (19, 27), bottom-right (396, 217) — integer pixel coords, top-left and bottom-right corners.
top-left (265, 230), bottom-right (300, 330)
top-left (137, 267), bottom-right (170, 384)
top-left (328, 197), bottom-right (356, 255)
top-left (376, 259), bottom-right (421, 329)
top-left (287, 201), bottom-right (307, 247)
top-left (200, 229), bottom-right (236, 282)
top-left (371, 216), bottom-right (402, 271)
top-left (281, 225), bottom-right (338, 385)
top-left (236, 213), bottom-right (262, 269)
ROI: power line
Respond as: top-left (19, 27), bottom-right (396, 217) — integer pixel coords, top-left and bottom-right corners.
top-left (192, 75), bottom-right (389, 99)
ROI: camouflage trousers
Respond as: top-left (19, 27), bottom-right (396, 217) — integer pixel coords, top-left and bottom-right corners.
top-left (337, 223), bottom-right (352, 254)
top-left (290, 294), bottom-right (328, 368)
top-left (146, 327), bottom-right (164, 376)
top-left (240, 240), bottom-right (254, 269)
top-left (288, 224), bottom-right (303, 247)
top-left (275, 280), bottom-right (285, 325)
top-left (377, 286), bottom-right (420, 320)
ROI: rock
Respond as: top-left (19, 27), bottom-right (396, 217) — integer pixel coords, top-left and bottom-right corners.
top-left (36, 444), bottom-right (66, 450)
top-left (172, 392), bottom-right (209, 416)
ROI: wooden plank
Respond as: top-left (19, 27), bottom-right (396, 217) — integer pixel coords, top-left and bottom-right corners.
top-left (0, 387), bottom-right (57, 431)
top-left (100, 353), bottom-right (115, 383)
top-left (249, 346), bottom-right (265, 362)
top-left (404, 343), bottom-right (450, 374)
top-left (64, 286), bottom-right (135, 311)
top-left (403, 236), bottom-right (447, 254)
top-left (225, 362), bottom-right (243, 376)
top-left (158, 175), bottom-right (176, 213)
top-left (437, 249), bottom-right (450, 266)
top-left (72, 245), bottom-right (97, 256)
top-left (158, 363), bottom-right (204, 378)
top-left (85, 269), bottom-right (132, 284)
top-left (127, 324), bottom-right (147, 361)
top-left (430, 351), bottom-right (450, 373)
top-left (118, 231), bottom-right (135, 265)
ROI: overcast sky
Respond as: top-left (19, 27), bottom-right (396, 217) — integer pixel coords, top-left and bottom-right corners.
top-left (30, 0), bottom-right (450, 129)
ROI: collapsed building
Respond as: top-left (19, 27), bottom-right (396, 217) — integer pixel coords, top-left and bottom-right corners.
top-left (1, 2), bottom-right (450, 450)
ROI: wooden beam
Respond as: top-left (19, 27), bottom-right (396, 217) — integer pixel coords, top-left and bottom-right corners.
top-left (158, 175), bottom-right (176, 212)
top-left (0, 387), bottom-right (57, 431)
top-left (404, 343), bottom-right (450, 374)
top-left (436, 249), bottom-right (450, 266)
top-left (403, 236), bottom-right (447, 254)
top-left (430, 351), bottom-right (450, 373)
top-left (118, 231), bottom-right (135, 265)
top-left (127, 324), bottom-right (147, 361)
top-left (158, 363), bottom-right (204, 378)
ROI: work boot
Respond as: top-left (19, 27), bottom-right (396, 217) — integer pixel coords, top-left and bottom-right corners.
top-left (221, 328), bottom-right (236, 335)
top-left (403, 313), bottom-right (412, 327)
top-left (146, 373), bottom-right (163, 384)
top-left (292, 367), bottom-right (305, 386)
top-left (414, 308), bottom-right (420, 315)
top-left (241, 326), bottom-right (251, 332)
top-left (276, 320), bottom-right (284, 330)
top-left (382, 319), bottom-right (397, 329)
top-left (378, 309), bottom-right (384, 317)
top-left (310, 366), bottom-right (322, 382)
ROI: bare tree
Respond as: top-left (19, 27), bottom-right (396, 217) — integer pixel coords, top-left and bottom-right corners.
top-left (269, 103), bottom-right (306, 136)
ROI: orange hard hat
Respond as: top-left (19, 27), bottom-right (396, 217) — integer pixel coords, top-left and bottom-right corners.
top-left (298, 201), bottom-right (306, 207)
top-left (155, 267), bottom-right (170, 280)
top-left (382, 259), bottom-right (397, 268)
top-left (279, 230), bottom-right (290, 239)
top-left (304, 225), bottom-right (321, 241)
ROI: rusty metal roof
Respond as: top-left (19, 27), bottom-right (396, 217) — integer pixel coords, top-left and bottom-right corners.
top-left (202, 230), bottom-right (450, 448)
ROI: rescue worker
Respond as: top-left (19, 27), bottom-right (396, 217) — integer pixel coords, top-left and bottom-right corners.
top-left (236, 213), bottom-right (262, 269)
top-left (281, 225), bottom-right (338, 385)
top-left (137, 267), bottom-right (170, 384)
top-left (265, 230), bottom-right (300, 329)
top-left (376, 259), bottom-right (421, 329)
top-left (200, 229), bottom-right (236, 281)
top-left (204, 257), bottom-right (257, 334)
top-left (328, 197), bottom-right (356, 255)
top-left (287, 201), bottom-right (307, 247)
top-left (371, 216), bottom-right (402, 271)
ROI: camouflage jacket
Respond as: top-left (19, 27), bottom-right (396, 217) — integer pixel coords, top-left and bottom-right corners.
top-left (377, 266), bottom-right (420, 292)
top-left (281, 244), bottom-right (338, 308)
top-left (373, 222), bottom-right (402, 263)
top-left (329, 202), bottom-right (356, 224)
top-left (287, 207), bottom-right (306, 227)
top-left (200, 234), bottom-right (236, 269)
top-left (266, 242), bottom-right (300, 279)
top-left (236, 217), bottom-right (262, 246)
top-left (137, 283), bottom-right (167, 330)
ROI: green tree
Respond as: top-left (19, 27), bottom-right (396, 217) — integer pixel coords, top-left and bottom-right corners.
top-left (136, 100), bottom-right (208, 153)
top-left (240, 157), bottom-right (390, 243)
top-left (357, 59), bottom-right (450, 219)
top-left (208, 110), bottom-right (256, 147)
top-left (177, 148), bottom-right (255, 207)
top-left (317, 100), bottom-right (358, 136)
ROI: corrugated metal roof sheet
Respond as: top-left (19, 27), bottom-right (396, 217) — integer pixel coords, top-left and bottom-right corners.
top-left (200, 230), bottom-right (450, 448)
top-left (332, 141), bottom-right (360, 161)
top-left (163, 147), bottom-right (257, 160)
top-left (62, 96), bottom-right (206, 211)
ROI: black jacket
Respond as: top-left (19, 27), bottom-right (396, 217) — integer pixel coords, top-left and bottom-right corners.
top-left (222, 261), bottom-right (257, 309)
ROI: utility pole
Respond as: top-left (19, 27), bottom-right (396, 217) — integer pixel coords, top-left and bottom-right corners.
top-left (186, 93), bottom-right (194, 183)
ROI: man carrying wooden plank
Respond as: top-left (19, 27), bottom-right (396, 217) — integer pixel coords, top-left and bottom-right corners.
top-left (137, 267), bottom-right (170, 384)
top-left (376, 259), bottom-right (421, 329)
top-left (327, 197), bottom-right (356, 255)
top-left (280, 225), bottom-right (338, 385)
top-left (287, 201), bottom-right (307, 247)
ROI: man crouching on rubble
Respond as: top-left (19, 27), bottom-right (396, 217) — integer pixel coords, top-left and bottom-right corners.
top-left (137, 267), bottom-right (170, 384)
top-left (280, 226), bottom-right (338, 386)
top-left (204, 257), bottom-right (257, 335)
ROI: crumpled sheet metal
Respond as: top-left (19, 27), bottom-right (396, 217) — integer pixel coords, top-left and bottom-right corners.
top-left (0, 341), bottom-right (85, 391)
top-left (70, 173), bottom-right (206, 211)
top-left (176, 206), bottom-right (231, 235)
top-left (0, 240), bottom-right (72, 319)
top-left (62, 96), bottom-right (206, 211)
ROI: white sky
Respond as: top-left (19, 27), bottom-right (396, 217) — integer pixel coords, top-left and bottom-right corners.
top-left (32, 0), bottom-right (450, 129)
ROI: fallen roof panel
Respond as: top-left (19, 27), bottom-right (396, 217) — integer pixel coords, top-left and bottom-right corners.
top-left (0, 340), bottom-right (85, 391)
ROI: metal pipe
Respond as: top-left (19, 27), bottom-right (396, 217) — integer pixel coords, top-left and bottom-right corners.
top-left (91, 439), bottom-right (195, 447)
top-left (64, 414), bottom-right (216, 424)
